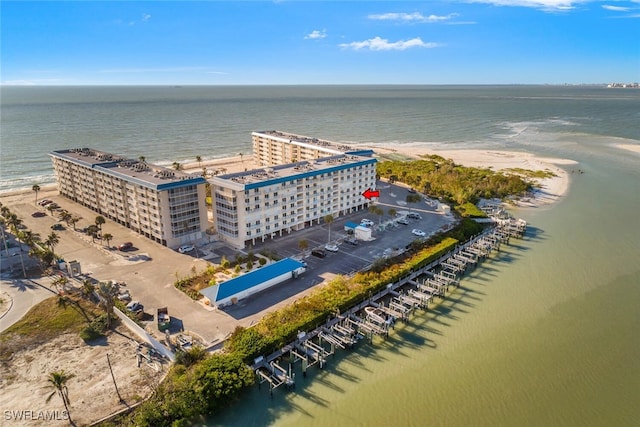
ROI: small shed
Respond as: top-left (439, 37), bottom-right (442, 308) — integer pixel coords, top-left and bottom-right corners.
top-left (354, 225), bottom-right (372, 241)
top-left (199, 258), bottom-right (306, 308)
top-left (344, 221), bottom-right (359, 233)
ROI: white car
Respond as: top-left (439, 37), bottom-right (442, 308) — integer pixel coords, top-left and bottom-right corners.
top-left (412, 229), bottom-right (426, 237)
top-left (126, 301), bottom-right (143, 312)
top-left (325, 243), bottom-right (339, 252)
top-left (178, 245), bottom-right (195, 254)
top-left (361, 219), bottom-right (374, 227)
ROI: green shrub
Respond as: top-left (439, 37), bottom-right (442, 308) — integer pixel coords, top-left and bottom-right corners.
top-left (79, 313), bottom-right (111, 342)
top-left (80, 325), bottom-right (102, 342)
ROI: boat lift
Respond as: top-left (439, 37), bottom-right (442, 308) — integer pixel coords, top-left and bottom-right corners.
top-left (254, 356), bottom-right (295, 395)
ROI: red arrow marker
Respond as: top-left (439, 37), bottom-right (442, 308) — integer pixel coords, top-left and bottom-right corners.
top-left (362, 188), bottom-right (380, 200)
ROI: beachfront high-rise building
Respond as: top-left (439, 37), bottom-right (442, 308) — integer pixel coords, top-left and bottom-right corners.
top-left (209, 154), bottom-right (377, 249)
top-left (49, 148), bottom-right (208, 248)
top-left (252, 130), bottom-right (374, 167)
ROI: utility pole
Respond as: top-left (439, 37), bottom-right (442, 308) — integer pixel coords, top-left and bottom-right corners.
top-left (106, 353), bottom-right (124, 404)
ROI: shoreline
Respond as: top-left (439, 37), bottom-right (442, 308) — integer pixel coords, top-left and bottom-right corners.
top-left (362, 143), bottom-right (576, 207)
top-left (1, 147), bottom-right (575, 209)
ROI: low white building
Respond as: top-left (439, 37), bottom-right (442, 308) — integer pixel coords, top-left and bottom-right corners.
top-left (199, 258), bottom-right (306, 308)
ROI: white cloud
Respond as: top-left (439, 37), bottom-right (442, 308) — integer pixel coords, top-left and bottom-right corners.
top-left (465, 1), bottom-right (588, 11)
top-left (368, 12), bottom-right (459, 23)
top-left (305, 29), bottom-right (327, 39)
top-left (602, 4), bottom-right (631, 10)
top-left (142, 13), bottom-right (151, 22)
top-left (339, 37), bottom-right (441, 51)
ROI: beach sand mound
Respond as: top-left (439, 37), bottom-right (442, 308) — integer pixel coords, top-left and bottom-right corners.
top-left (0, 326), bottom-right (164, 426)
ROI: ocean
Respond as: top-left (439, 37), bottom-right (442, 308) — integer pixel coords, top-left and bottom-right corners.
top-left (1, 86), bottom-right (639, 426)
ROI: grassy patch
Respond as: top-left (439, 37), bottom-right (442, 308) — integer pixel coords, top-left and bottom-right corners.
top-left (454, 202), bottom-right (487, 218)
top-left (0, 295), bottom-right (100, 360)
top-left (503, 167), bottom-right (557, 179)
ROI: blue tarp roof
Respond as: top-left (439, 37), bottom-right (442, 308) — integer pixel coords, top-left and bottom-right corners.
top-left (199, 257), bottom-right (305, 302)
top-left (344, 221), bottom-right (359, 229)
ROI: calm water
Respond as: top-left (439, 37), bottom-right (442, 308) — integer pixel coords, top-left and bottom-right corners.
top-left (1, 86), bottom-right (639, 425)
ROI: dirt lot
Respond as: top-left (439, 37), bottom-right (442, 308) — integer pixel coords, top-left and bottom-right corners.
top-left (0, 325), bottom-right (166, 426)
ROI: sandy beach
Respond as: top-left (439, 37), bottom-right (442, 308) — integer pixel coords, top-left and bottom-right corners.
top-left (362, 143), bottom-right (576, 207)
top-left (614, 143), bottom-right (640, 154)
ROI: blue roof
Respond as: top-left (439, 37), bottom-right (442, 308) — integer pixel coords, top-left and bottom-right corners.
top-left (344, 221), bottom-right (359, 229)
top-left (199, 258), bottom-right (305, 302)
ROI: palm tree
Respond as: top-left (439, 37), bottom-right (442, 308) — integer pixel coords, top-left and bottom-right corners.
top-left (368, 205), bottom-right (384, 225)
top-left (94, 215), bottom-right (105, 233)
top-left (69, 215), bottom-right (81, 231)
top-left (52, 275), bottom-right (70, 294)
top-left (196, 155), bottom-right (202, 168)
top-left (239, 152), bottom-right (244, 170)
top-left (81, 279), bottom-right (95, 300)
top-left (406, 193), bottom-right (422, 213)
top-left (6, 214), bottom-right (26, 277)
top-left (45, 232), bottom-right (60, 253)
top-left (138, 155), bottom-right (146, 163)
top-left (96, 281), bottom-right (118, 329)
top-left (324, 214), bottom-right (334, 243)
top-left (59, 210), bottom-right (72, 225)
top-left (172, 161), bottom-right (182, 171)
top-left (102, 232), bottom-right (113, 248)
top-left (0, 217), bottom-right (10, 257)
top-left (45, 370), bottom-right (75, 425)
top-left (45, 203), bottom-right (57, 215)
top-left (30, 247), bottom-right (55, 274)
top-left (388, 208), bottom-right (397, 219)
top-left (21, 230), bottom-right (41, 252)
top-left (86, 225), bottom-right (100, 243)
top-left (32, 184), bottom-right (41, 205)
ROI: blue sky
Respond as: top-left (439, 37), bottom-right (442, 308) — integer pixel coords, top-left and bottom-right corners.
top-left (2, 1), bottom-right (638, 85)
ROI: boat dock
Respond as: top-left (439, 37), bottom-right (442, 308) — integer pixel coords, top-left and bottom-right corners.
top-left (252, 217), bottom-right (527, 394)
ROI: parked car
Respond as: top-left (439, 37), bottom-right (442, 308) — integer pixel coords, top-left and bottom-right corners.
top-left (361, 219), bottom-right (375, 227)
top-left (408, 188), bottom-right (417, 193)
top-left (126, 301), bottom-right (143, 312)
top-left (117, 290), bottom-right (131, 302)
top-left (325, 243), bottom-right (339, 252)
top-left (412, 229), bottom-right (426, 237)
top-left (118, 242), bottom-right (133, 251)
top-left (311, 248), bottom-right (327, 258)
top-left (407, 212), bottom-right (422, 220)
top-left (397, 217), bottom-right (409, 225)
top-left (178, 244), bottom-right (195, 254)
top-left (47, 203), bottom-right (60, 210)
top-left (51, 223), bottom-right (65, 230)
top-left (344, 236), bottom-right (359, 245)
top-left (31, 211), bottom-right (46, 218)
top-left (38, 199), bottom-right (52, 206)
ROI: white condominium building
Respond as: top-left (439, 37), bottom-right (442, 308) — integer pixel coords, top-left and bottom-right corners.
top-left (49, 148), bottom-right (208, 248)
top-left (210, 154), bottom-right (377, 249)
top-left (252, 130), bottom-right (374, 167)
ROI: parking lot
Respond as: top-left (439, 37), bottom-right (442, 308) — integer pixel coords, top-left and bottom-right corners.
top-left (248, 181), bottom-right (456, 282)
top-left (3, 181), bottom-right (455, 344)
